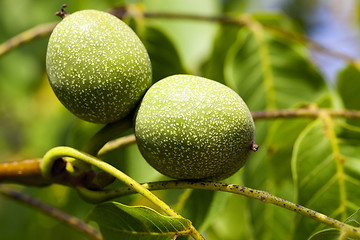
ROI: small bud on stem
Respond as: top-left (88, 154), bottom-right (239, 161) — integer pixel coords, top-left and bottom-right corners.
top-left (55, 4), bottom-right (70, 19)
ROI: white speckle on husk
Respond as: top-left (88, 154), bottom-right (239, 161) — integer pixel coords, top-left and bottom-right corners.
top-left (46, 10), bottom-right (152, 123)
top-left (135, 75), bottom-right (255, 180)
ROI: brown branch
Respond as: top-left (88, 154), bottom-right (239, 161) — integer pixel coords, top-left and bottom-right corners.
top-left (0, 158), bottom-right (50, 186)
top-left (0, 158), bottom-right (113, 189)
top-left (0, 184), bottom-right (102, 240)
top-left (252, 108), bottom-right (360, 120)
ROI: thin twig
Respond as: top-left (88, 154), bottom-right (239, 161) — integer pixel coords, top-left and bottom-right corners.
top-left (0, 184), bottom-right (102, 240)
top-left (1, 5), bottom-right (359, 65)
top-left (109, 6), bottom-right (360, 65)
top-left (1, 108), bottom-right (359, 187)
top-left (0, 22), bottom-right (57, 57)
top-left (252, 108), bottom-right (360, 120)
top-left (78, 180), bottom-right (360, 239)
top-left (97, 109), bottom-right (360, 156)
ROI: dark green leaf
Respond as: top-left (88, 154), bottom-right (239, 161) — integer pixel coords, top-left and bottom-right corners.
top-left (224, 26), bottom-right (326, 110)
top-left (307, 229), bottom-right (341, 240)
top-left (178, 186), bottom-right (230, 233)
top-left (87, 202), bottom-right (192, 240)
top-left (202, 25), bottom-right (241, 85)
top-left (337, 64), bottom-right (360, 111)
top-left (337, 64), bottom-right (360, 127)
top-left (141, 26), bottom-right (187, 82)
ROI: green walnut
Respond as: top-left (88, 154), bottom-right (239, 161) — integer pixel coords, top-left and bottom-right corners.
top-left (135, 75), bottom-right (257, 180)
top-left (46, 9), bottom-right (152, 123)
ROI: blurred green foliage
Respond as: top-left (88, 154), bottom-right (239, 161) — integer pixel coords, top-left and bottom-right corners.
top-left (1, 0), bottom-right (360, 239)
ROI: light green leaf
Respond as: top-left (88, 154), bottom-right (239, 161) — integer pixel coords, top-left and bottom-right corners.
top-left (87, 202), bottom-right (192, 240)
top-left (223, 14), bottom-right (326, 110)
top-left (307, 209), bottom-right (360, 240)
top-left (292, 119), bottom-right (360, 239)
top-left (241, 97), bottom-right (334, 240)
top-left (206, 192), bottom-right (252, 240)
top-left (345, 209), bottom-right (360, 227)
top-left (143, 0), bottom-right (220, 73)
top-left (307, 229), bottom-right (341, 240)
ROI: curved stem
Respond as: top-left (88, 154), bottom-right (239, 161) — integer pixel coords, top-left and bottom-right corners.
top-left (0, 184), bottom-right (102, 240)
top-left (78, 180), bottom-right (360, 239)
top-left (82, 116), bottom-right (133, 156)
top-left (41, 147), bottom-right (204, 240)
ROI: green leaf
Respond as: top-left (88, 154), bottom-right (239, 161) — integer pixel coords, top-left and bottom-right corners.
top-left (241, 98), bottom-right (334, 240)
top-left (307, 229), bottom-right (341, 240)
top-left (337, 64), bottom-right (360, 126)
top-left (223, 14), bottom-right (326, 110)
top-left (266, 118), bottom-right (313, 183)
top-left (337, 64), bottom-right (360, 111)
top-left (202, 25), bottom-right (241, 85)
top-left (143, 0), bottom-right (220, 73)
top-left (292, 119), bottom-right (360, 239)
top-left (178, 185), bottom-right (231, 233)
top-left (345, 209), bottom-right (360, 227)
top-left (206, 192), bottom-right (252, 239)
top-left (87, 202), bottom-right (192, 240)
top-left (307, 209), bottom-right (360, 240)
top-left (265, 94), bottom-right (335, 184)
top-left (141, 26), bottom-right (187, 82)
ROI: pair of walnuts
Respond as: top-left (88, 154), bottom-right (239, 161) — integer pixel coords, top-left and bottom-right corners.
top-left (46, 9), bottom-right (256, 180)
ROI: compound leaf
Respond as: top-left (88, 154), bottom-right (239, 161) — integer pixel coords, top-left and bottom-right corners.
top-left (223, 14), bottom-right (326, 111)
top-left (87, 202), bottom-right (192, 240)
top-left (292, 119), bottom-right (360, 239)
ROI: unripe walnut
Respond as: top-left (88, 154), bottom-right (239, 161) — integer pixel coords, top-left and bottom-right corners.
top-left (135, 75), bottom-right (257, 180)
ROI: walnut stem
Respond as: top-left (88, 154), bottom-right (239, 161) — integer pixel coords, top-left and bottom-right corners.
top-left (55, 4), bottom-right (70, 19)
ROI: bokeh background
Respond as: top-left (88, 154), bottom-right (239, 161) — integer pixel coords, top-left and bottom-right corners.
top-left (0, 0), bottom-right (359, 239)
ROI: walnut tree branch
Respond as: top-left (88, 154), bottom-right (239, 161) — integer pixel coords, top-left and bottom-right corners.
top-left (252, 108), bottom-right (360, 120)
top-left (78, 180), bottom-right (360, 239)
top-left (1, 108), bottom-right (360, 187)
top-left (109, 5), bottom-right (360, 65)
top-left (1, 4), bottom-right (359, 65)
